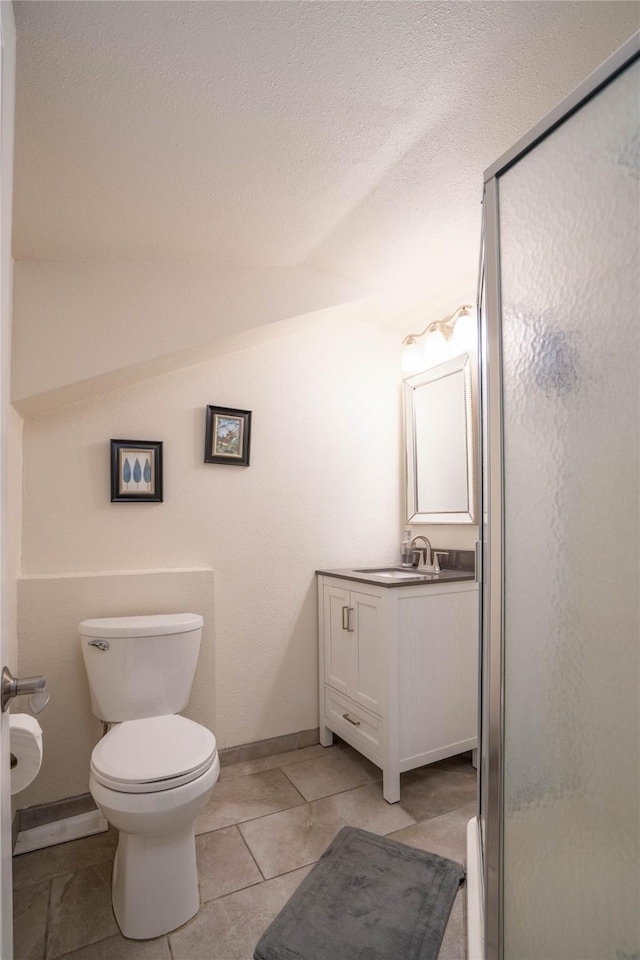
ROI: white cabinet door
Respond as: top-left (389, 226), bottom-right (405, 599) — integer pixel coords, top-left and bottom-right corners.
top-left (322, 582), bottom-right (351, 696)
top-left (322, 585), bottom-right (382, 715)
top-left (351, 591), bottom-right (382, 715)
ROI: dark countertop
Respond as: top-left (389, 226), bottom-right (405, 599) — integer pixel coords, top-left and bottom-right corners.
top-left (316, 549), bottom-right (476, 589)
top-left (316, 567), bottom-right (476, 588)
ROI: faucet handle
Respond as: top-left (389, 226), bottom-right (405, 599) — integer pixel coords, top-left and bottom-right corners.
top-left (432, 550), bottom-right (449, 573)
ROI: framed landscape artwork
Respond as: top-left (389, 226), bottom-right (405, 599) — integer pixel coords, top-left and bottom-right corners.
top-left (204, 406), bottom-right (251, 466)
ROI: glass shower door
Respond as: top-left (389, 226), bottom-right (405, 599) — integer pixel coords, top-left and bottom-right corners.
top-left (482, 40), bottom-right (639, 960)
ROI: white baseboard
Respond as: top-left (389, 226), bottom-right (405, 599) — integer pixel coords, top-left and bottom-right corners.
top-left (13, 809), bottom-right (108, 856)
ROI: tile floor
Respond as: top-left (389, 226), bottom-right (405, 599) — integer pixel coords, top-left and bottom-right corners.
top-left (13, 741), bottom-right (477, 960)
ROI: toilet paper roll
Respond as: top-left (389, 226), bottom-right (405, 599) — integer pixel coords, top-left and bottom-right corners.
top-left (10, 714), bottom-right (43, 795)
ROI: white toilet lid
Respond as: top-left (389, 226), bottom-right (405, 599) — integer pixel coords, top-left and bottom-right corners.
top-left (91, 715), bottom-right (217, 794)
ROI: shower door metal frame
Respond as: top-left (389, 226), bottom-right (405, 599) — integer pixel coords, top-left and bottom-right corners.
top-left (481, 31), bottom-right (640, 960)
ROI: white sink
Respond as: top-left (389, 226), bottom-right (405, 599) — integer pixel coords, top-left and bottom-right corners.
top-left (354, 567), bottom-right (438, 580)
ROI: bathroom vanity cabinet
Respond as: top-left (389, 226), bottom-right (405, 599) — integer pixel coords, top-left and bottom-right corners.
top-left (317, 572), bottom-right (478, 803)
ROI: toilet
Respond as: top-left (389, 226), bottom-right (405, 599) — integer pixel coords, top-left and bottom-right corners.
top-left (79, 613), bottom-right (219, 940)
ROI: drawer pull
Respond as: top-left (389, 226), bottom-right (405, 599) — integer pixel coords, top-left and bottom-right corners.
top-left (343, 713), bottom-right (361, 726)
top-left (341, 606), bottom-right (354, 631)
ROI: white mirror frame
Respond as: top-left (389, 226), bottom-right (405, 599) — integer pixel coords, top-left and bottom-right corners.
top-left (403, 352), bottom-right (476, 524)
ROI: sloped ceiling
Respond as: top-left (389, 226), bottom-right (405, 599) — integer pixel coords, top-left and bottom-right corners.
top-left (13, 1), bottom-right (638, 300)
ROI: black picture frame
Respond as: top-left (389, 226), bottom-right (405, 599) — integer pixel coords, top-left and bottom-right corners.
top-left (204, 406), bottom-right (251, 466)
top-left (110, 440), bottom-right (163, 502)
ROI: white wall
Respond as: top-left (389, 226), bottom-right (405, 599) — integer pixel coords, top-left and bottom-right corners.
top-left (18, 303), bottom-right (408, 804)
top-left (2, 6), bottom-right (18, 951)
top-left (11, 261), bottom-right (366, 404)
top-left (6, 405), bottom-right (22, 669)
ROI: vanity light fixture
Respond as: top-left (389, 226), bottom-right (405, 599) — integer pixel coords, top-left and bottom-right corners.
top-left (401, 304), bottom-right (477, 373)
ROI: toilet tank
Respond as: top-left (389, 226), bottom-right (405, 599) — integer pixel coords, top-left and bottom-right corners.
top-left (79, 613), bottom-right (203, 722)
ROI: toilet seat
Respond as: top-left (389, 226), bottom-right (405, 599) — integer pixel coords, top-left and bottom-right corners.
top-left (91, 714), bottom-right (217, 794)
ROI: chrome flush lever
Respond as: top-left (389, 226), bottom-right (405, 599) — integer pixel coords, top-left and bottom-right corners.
top-left (87, 639), bottom-right (110, 651)
top-left (1, 665), bottom-right (50, 714)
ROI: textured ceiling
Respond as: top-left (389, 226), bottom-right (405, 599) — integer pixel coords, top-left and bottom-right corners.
top-left (13, 1), bottom-right (639, 298)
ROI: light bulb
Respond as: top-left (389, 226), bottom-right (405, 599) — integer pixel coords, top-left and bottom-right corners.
top-left (451, 308), bottom-right (477, 352)
top-left (401, 339), bottom-right (424, 373)
top-left (423, 329), bottom-right (447, 368)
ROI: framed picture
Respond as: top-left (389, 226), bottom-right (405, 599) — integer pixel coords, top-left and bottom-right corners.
top-left (204, 406), bottom-right (251, 466)
top-left (111, 440), bottom-right (163, 502)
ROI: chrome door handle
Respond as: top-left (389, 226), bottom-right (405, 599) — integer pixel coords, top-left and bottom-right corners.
top-left (1, 666), bottom-right (47, 713)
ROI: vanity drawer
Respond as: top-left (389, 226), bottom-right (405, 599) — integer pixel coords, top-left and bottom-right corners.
top-left (324, 687), bottom-right (381, 757)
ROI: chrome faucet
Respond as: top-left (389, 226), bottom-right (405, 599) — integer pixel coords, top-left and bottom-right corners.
top-left (410, 535), bottom-right (432, 568)
top-left (409, 536), bottom-right (449, 573)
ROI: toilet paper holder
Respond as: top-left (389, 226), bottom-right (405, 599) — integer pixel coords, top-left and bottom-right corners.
top-left (1, 666), bottom-right (50, 714)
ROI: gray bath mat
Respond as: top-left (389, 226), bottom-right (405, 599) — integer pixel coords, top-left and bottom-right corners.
top-left (254, 826), bottom-right (465, 960)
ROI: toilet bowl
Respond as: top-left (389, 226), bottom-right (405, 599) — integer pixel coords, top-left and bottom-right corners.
top-left (89, 714), bottom-right (220, 939)
top-left (79, 613), bottom-right (219, 940)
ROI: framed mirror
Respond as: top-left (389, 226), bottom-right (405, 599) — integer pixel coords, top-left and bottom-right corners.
top-left (403, 353), bottom-right (476, 523)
